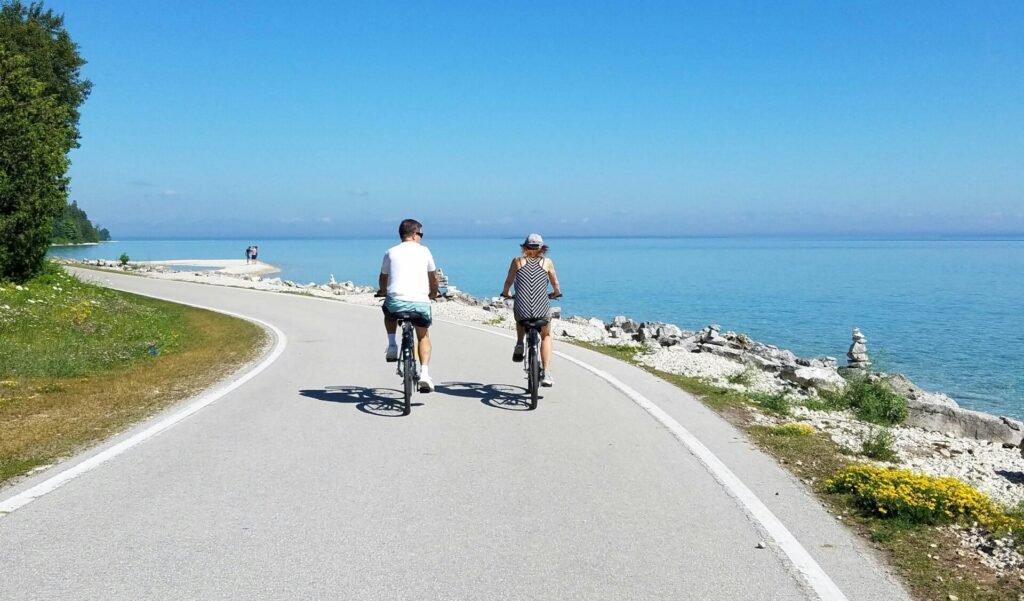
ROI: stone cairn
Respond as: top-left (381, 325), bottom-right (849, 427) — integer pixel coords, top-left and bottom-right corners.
top-left (847, 328), bottom-right (870, 369)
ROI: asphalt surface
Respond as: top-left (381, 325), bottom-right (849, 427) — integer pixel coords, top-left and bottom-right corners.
top-left (0, 270), bottom-right (911, 600)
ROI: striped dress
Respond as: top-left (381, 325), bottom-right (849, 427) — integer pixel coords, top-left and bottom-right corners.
top-left (513, 257), bottom-right (550, 322)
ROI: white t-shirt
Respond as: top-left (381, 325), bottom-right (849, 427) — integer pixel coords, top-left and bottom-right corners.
top-left (381, 241), bottom-right (437, 302)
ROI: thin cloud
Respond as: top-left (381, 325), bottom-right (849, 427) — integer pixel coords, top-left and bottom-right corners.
top-left (348, 188), bottom-right (370, 197)
top-left (160, 189), bottom-right (179, 197)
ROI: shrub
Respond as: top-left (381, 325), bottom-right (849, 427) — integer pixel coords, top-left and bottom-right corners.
top-left (827, 465), bottom-right (1016, 529)
top-left (860, 427), bottom-right (898, 462)
top-left (822, 379), bottom-right (907, 425)
top-left (763, 423), bottom-right (816, 437)
top-left (118, 253), bottom-right (130, 266)
top-left (850, 380), bottom-right (908, 424)
top-left (750, 392), bottom-right (790, 415)
top-left (726, 368), bottom-right (757, 387)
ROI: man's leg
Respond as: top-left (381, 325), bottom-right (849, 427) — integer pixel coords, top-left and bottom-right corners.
top-left (384, 316), bottom-right (398, 361)
top-left (415, 326), bottom-right (434, 392)
top-left (415, 326), bottom-right (431, 366)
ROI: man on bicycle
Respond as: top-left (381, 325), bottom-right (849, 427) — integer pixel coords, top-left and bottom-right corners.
top-left (377, 219), bottom-right (439, 393)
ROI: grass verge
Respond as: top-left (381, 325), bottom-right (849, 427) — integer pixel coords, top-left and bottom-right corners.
top-left (570, 340), bottom-right (1024, 601)
top-left (0, 264), bottom-right (266, 486)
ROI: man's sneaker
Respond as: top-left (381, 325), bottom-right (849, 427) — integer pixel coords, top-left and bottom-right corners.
top-left (418, 374), bottom-right (434, 393)
top-left (541, 373), bottom-right (554, 387)
top-left (512, 343), bottom-right (524, 362)
top-left (385, 344), bottom-right (398, 362)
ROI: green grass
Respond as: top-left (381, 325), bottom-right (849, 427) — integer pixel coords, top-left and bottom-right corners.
top-left (573, 340), bottom-right (643, 363)
top-left (0, 263), bottom-right (185, 377)
top-left (749, 391), bottom-right (791, 415)
top-left (1, 263), bottom-right (265, 485)
top-left (726, 367), bottom-right (757, 387)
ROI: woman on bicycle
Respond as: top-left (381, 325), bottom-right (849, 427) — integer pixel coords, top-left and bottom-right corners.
top-left (500, 233), bottom-right (562, 387)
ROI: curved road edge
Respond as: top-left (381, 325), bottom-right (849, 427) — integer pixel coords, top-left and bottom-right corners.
top-left (0, 296), bottom-right (289, 516)
top-left (453, 321), bottom-right (850, 601)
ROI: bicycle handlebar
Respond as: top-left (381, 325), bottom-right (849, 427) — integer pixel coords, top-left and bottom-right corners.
top-left (500, 293), bottom-right (563, 300)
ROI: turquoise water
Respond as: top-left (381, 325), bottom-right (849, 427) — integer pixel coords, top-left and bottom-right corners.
top-left (50, 237), bottom-right (1024, 418)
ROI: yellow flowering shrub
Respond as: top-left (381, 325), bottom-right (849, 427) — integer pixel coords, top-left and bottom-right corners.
top-left (67, 300), bottom-right (93, 325)
top-left (827, 464), bottom-right (1021, 531)
top-left (766, 423), bottom-right (816, 437)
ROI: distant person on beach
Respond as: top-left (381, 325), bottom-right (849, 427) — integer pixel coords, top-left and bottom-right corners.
top-left (245, 246), bottom-right (253, 264)
top-left (501, 233), bottom-right (562, 387)
top-left (253, 246), bottom-right (258, 263)
top-left (377, 219), bottom-right (439, 393)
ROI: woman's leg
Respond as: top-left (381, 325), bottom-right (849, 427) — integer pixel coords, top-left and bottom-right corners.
top-left (540, 324), bottom-right (553, 370)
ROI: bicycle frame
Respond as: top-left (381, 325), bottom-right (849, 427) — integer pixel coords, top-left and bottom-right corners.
top-left (394, 319), bottom-right (418, 415)
top-left (523, 324), bottom-right (542, 409)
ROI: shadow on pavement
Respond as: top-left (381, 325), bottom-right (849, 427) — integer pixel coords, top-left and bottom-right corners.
top-left (435, 382), bottom-right (534, 411)
top-left (299, 386), bottom-right (422, 417)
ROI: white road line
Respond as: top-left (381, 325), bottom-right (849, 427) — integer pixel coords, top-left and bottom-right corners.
top-left (0, 304), bottom-right (288, 517)
top-left (454, 322), bottom-right (848, 601)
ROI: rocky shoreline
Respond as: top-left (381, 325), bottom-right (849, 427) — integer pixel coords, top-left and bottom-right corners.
top-left (64, 258), bottom-right (1024, 549)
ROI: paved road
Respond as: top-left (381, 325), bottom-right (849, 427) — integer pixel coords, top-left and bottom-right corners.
top-left (0, 270), bottom-right (910, 600)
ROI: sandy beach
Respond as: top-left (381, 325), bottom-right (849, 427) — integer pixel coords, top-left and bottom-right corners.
top-left (136, 259), bottom-right (280, 276)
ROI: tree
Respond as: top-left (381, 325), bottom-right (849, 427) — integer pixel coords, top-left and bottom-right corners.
top-left (0, 1), bottom-right (90, 282)
top-left (50, 199), bottom-right (107, 244)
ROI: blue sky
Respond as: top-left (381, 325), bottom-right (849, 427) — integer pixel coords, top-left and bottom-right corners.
top-left (48, 1), bottom-right (1024, 237)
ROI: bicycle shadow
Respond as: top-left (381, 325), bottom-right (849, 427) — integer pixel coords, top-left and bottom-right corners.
top-left (298, 386), bottom-right (423, 417)
top-left (435, 381), bottom-right (534, 411)
top-left (996, 469), bottom-right (1024, 485)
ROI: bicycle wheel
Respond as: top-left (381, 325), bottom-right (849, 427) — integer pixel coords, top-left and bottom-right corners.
top-left (401, 327), bottom-right (414, 415)
top-left (527, 333), bottom-right (540, 410)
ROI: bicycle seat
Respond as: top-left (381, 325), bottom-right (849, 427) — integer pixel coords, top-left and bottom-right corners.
top-left (519, 318), bottom-right (549, 329)
top-left (390, 312), bottom-right (418, 321)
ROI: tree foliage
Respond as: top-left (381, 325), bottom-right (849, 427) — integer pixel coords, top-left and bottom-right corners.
top-left (50, 199), bottom-right (110, 244)
top-left (0, 1), bottom-right (90, 282)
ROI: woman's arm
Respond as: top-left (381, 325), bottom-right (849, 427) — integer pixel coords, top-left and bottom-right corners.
top-left (501, 258), bottom-right (519, 296)
top-left (546, 258), bottom-right (562, 297)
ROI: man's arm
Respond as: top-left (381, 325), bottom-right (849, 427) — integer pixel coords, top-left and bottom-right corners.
top-left (428, 271), bottom-right (439, 300)
top-left (378, 273), bottom-right (388, 296)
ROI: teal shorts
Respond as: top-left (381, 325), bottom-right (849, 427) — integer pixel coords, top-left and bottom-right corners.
top-left (382, 296), bottom-right (433, 328)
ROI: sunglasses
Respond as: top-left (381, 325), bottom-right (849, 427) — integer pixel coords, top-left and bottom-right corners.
top-left (415, 231), bottom-right (424, 238)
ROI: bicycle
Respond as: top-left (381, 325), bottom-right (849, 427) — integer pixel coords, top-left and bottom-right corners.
top-left (502, 293), bottom-right (561, 410)
top-left (376, 294), bottom-right (419, 416)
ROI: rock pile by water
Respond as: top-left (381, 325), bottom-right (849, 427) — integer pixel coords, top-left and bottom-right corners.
top-left (847, 327), bottom-right (870, 369)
